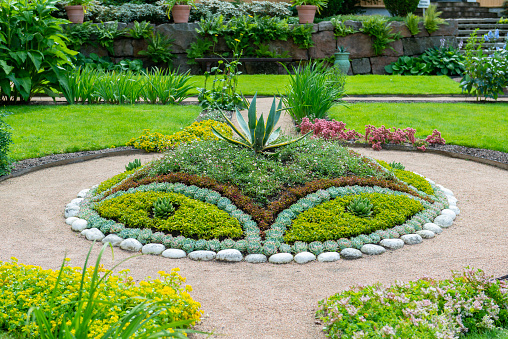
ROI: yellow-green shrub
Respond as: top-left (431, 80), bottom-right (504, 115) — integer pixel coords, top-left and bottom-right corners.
top-left (0, 258), bottom-right (202, 337)
top-left (127, 120), bottom-right (232, 152)
top-left (377, 160), bottom-right (434, 195)
top-left (284, 193), bottom-right (423, 243)
top-left (96, 191), bottom-right (243, 239)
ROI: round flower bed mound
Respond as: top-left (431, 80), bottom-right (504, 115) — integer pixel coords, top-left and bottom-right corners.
top-left (316, 268), bottom-right (508, 338)
top-left (0, 258), bottom-right (202, 337)
top-left (71, 137), bottom-right (453, 259)
top-left (96, 191), bottom-right (243, 239)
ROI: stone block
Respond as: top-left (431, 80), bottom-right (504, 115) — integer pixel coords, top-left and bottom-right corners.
top-left (155, 23), bottom-right (200, 54)
top-left (351, 57), bottom-right (371, 74)
top-left (402, 36), bottom-right (444, 56)
top-left (389, 21), bottom-right (411, 38)
top-left (133, 39), bottom-right (148, 57)
top-left (270, 39), bottom-right (308, 60)
top-left (381, 39), bottom-right (403, 57)
top-left (416, 22), bottom-right (430, 37)
top-left (337, 33), bottom-right (374, 59)
top-left (430, 19), bottom-right (458, 37)
top-left (318, 21), bottom-right (334, 32)
top-left (370, 56), bottom-right (398, 74)
top-left (80, 44), bottom-right (108, 58)
top-left (344, 20), bottom-right (362, 31)
top-left (113, 39), bottom-right (133, 57)
top-left (309, 30), bottom-right (336, 59)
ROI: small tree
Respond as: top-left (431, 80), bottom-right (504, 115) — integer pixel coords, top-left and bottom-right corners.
top-left (383, 0), bottom-right (420, 17)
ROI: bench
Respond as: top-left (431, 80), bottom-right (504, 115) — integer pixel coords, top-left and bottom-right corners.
top-left (195, 57), bottom-right (293, 75)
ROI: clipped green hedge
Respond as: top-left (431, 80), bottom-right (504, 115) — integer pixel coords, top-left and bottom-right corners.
top-left (284, 193), bottom-right (423, 243)
top-left (96, 191), bottom-right (243, 239)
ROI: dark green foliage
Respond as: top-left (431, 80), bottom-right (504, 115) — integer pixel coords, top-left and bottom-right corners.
top-left (346, 196), bottom-right (374, 218)
top-left (360, 16), bottom-right (401, 56)
top-left (383, 0), bottom-right (420, 17)
top-left (125, 159), bottom-right (142, 172)
top-left (128, 20), bottom-right (153, 39)
top-left (389, 161), bottom-right (405, 170)
top-left (386, 47), bottom-right (465, 76)
top-left (0, 111), bottom-right (12, 176)
top-left (138, 32), bottom-right (175, 65)
top-left (318, 0), bottom-right (363, 17)
top-left (96, 191), bottom-right (243, 240)
top-left (0, 0), bottom-right (76, 102)
top-left (152, 197), bottom-right (176, 219)
top-left (186, 39), bottom-right (214, 65)
top-left (94, 22), bottom-right (126, 55)
top-left (285, 193), bottom-right (423, 243)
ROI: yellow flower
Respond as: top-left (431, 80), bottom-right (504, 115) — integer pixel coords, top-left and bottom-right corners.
top-left (234, 39), bottom-right (240, 42)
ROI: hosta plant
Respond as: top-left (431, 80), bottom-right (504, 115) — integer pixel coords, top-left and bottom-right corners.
top-left (212, 94), bottom-right (311, 153)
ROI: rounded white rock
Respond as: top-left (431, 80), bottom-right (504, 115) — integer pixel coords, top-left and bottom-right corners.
top-left (416, 230), bottom-right (435, 239)
top-left (401, 234), bottom-right (423, 245)
top-left (340, 248), bottom-right (362, 260)
top-left (71, 219), bottom-right (88, 232)
top-left (294, 252), bottom-right (316, 264)
top-left (66, 217), bottom-right (79, 225)
top-left (449, 205), bottom-right (460, 216)
top-left (317, 252), bottom-right (341, 262)
top-left (162, 249), bottom-right (187, 259)
top-left (423, 223), bottom-right (443, 234)
top-left (361, 244), bottom-right (386, 255)
top-left (84, 228), bottom-right (105, 241)
top-left (188, 250), bottom-right (216, 261)
top-left (441, 187), bottom-right (454, 196)
top-left (380, 239), bottom-right (405, 250)
top-left (120, 238), bottom-right (143, 252)
top-left (434, 215), bottom-right (454, 228)
top-left (65, 205), bottom-right (80, 218)
top-left (268, 253), bottom-right (293, 264)
top-left (216, 249), bottom-right (243, 262)
top-left (142, 243), bottom-right (166, 255)
top-left (447, 196), bottom-right (458, 205)
top-left (441, 209), bottom-right (456, 220)
top-left (70, 198), bottom-right (84, 206)
top-left (102, 234), bottom-right (123, 247)
top-left (77, 189), bottom-right (90, 198)
top-left (245, 254), bottom-right (267, 263)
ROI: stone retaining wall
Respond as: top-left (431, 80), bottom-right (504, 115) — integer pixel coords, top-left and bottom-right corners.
top-left (79, 20), bottom-right (458, 75)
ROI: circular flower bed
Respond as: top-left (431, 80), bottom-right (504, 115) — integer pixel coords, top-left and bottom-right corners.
top-left (65, 137), bottom-right (459, 264)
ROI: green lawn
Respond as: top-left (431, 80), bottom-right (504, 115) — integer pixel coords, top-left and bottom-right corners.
top-left (3, 104), bottom-right (200, 161)
top-left (328, 102), bottom-right (508, 153)
top-left (187, 75), bottom-right (463, 96)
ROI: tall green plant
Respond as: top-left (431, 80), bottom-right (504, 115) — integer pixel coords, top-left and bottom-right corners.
top-left (404, 13), bottom-right (420, 36)
top-left (282, 62), bottom-right (346, 124)
top-left (141, 67), bottom-right (193, 104)
top-left (423, 4), bottom-right (447, 34)
top-left (0, 111), bottom-right (13, 176)
top-left (212, 94), bottom-right (310, 153)
top-left (360, 16), bottom-right (401, 56)
top-left (139, 32), bottom-right (175, 65)
top-left (27, 242), bottom-right (202, 338)
top-left (0, 0), bottom-right (77, 103)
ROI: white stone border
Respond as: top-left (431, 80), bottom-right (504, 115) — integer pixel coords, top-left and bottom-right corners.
top-left (65, 182), bottom-right (460, 265)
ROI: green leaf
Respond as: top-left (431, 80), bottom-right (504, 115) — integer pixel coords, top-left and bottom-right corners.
top-left (247, 93), bottom-right (257, 136)
top-left (235, 108), bottom-right (252, 144)
top-left (254, 114), bottom-right (265, 152)
top-left (0, 60), bottom-right (14, 75)
top-left (28, 51), bottom-right (43, 70)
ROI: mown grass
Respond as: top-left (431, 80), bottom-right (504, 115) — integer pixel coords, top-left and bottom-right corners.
top-left (328, 102), bottom-right (508, 153)
top-left (464, 328), bottom-right (508, 338)
top-left (187, 74), bottom-right (463, 96)
top-left (2, 104), bottom-right (200, 161)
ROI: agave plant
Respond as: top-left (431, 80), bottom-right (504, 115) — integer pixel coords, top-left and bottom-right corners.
top-left (346, 196), bottom-right (374, 218)
top-left (211, 94), bottom-right (311, 153)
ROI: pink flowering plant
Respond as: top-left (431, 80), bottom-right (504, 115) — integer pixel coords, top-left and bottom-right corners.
top-left (299, 117), bottom-right (446, 151)
top-left (316, 268), bottom-right (508, 339)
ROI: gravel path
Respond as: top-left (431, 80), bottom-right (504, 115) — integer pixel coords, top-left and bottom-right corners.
top-left (1, 149), bottom-right (507, 339)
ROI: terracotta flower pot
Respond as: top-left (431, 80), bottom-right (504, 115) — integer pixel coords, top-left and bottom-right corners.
top-left (172, 5), bottom-right (191, 24)
top-left (296, 5), bottom-right (317, 24)
top-left (65, 5), bottom-right (85, 24)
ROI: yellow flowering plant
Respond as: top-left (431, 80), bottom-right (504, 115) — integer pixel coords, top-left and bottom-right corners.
top-left (0, 243), bottom-right (203, 338)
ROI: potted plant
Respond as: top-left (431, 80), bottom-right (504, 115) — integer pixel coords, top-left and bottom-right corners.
top-left (64, 0), bottom-right (93, 24)
top-left (164, 0), bottom-right (195, 24)
top-left (292, 0), bottom-right (327, 24)
top-left (334, 46), bottom-right (350, 74)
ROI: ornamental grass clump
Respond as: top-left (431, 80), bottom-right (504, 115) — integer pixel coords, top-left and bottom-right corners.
top-left (0, 243), bottom-right (202, 338)
top-left (317, 268), bottom-right (508, 339)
